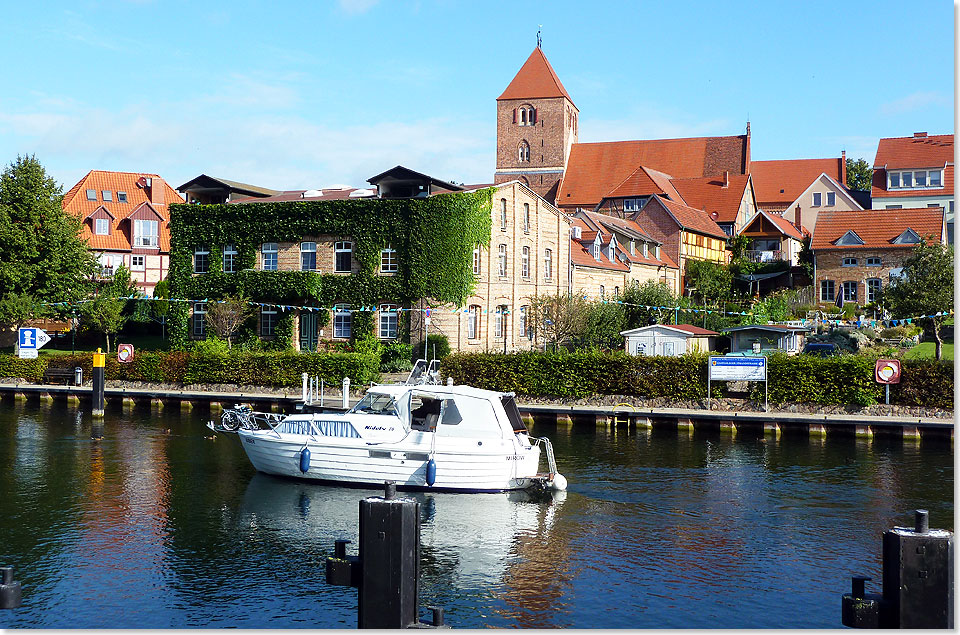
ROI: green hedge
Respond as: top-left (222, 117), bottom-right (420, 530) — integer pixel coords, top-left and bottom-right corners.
top-left (441, 351), bottom-right (953, 408)
top-left (0, 351), bottom-right (379, 387)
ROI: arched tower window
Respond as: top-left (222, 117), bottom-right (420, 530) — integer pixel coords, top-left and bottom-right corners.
top-left (515, 104), bottom-right (536, 126)
top-left (518, 140), bottom-right (530, 162)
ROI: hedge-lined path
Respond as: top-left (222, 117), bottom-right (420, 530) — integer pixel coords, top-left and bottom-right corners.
top-left (0, 382), bottom-right (951, 442)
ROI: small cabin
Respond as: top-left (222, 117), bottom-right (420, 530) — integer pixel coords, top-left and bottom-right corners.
top-left (620, 324), bottom-right (719, 357)
top-left (722, 324), bottom-right (811, 355)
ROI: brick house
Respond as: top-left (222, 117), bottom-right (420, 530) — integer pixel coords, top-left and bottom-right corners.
top-left (810, 207), bottom-right (946, 307)
top-left (568, 218), bottom-right (630, 300)
top-left (629, 196), bottom-right (728, 293)
top-left (62, 171), bottom-right (183, 296)
top-left (871, 132), bottom-right (954, 240)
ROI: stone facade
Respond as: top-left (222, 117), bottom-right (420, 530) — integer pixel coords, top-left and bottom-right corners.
top-left (814, 248), bottom-right (912, 305)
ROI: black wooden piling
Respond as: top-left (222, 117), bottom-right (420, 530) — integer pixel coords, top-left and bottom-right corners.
top-left (92, 349), bottom-right (105, 418)
top-left (842, 509), bottom-right (953, 628)
top-left (0, 566), bottom-right (22, 609)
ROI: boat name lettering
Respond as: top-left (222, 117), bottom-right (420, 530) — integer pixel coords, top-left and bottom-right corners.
top-left (244, 437), bottom-right (255, 444)
top-left (364, 425), bottom-right (389, 431)
top-left (505, 455), bottom-right (523, 461)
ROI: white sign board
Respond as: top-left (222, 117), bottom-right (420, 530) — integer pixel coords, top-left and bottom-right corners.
top-left (709, 356), bottom-right (766, 381)
top-left (18, 327), bottom-right (50, 350)
top-left (18, 348), bottom-right (38, 359)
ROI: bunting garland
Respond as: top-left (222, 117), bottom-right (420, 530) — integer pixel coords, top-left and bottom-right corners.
top-left (38, 296), bottom-right (954, 330)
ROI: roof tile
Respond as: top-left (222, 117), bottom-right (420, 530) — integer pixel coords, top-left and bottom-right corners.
top-left (810, 207), bottom-right (945, 250)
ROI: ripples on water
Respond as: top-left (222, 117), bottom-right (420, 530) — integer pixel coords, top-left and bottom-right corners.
top-left (0, 402), bottom-right (952, 628)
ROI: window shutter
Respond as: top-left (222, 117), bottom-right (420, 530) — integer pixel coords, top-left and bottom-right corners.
top-left (532, 108), bottom-right (537, 124)
top-left (512, 108), bottom-right (517, 123)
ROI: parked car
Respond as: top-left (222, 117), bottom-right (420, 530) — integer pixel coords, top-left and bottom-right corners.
top-left (802, 342), bottom-right (838, 357)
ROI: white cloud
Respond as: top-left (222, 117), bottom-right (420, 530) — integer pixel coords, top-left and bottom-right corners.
top-left (879, 91), bottom-right (949, 116)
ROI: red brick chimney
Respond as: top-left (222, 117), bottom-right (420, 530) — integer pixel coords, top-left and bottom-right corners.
top-left (794, 205), bottom-right (802, 231)
top-left (148, 177), bottom-right (165, 205)
top-left (841, 150), bottom-right (847, 186)
top-left (914, 132), bottom-right (928, 138)
top-left (722, 171), bottom-right (729, 188)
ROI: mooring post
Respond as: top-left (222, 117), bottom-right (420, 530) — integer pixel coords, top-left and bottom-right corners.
top-left (302, 372), bottom-right (309, 404)
top-left (342, 377), bottom-right (350, 410)
top-left (326, 482), bottom-right (447, 629)
top-left (0, 566), bottom-right (22, 609)
top-left (842, 509), bottom-right (954, 628)
top-left (92, 348), bottom-right (105, 418)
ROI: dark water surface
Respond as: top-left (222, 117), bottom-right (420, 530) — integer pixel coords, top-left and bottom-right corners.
top-left (0, 401), bottom-right (952, 628)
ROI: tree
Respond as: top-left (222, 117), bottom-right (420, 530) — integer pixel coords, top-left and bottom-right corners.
top-left (0, 155), bottom-right (95, 322)
top-left (78, 264), bottom-right (141, 352)
top-left (882, 241), bottom-right (953, 360)
top-left (0, 291), bottom-right (47, 331)
top-left (846, 157), bottom-right (873, 192)
top-left (684, 260), bottom-right (733, 304)
top-left (620, 280), bottom-right (677, 328)
top-left (526, 292), bottom-right (590, 348)
top-left (204, 295), bottom-right (254, 350)
top-left (582, 300), bottom-right (626, 349)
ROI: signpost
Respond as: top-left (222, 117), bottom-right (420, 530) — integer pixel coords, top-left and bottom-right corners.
top-left (708, 356), bottom-right (768, 411)
top-left (17, 327), bottom-right (51, 360)
top-left (875, 359), bottom-right (901, 405)
top-left (117, 344), bottom-right (135, 364)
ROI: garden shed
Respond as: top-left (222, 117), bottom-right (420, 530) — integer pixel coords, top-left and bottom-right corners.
top-left (620, 324), bottom-right (719, 357)
top-left (722, 324), bottom-right (812, 355)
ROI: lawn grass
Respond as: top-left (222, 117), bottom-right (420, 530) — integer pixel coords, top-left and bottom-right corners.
top-left (903, 340), bottom-right (954, 361)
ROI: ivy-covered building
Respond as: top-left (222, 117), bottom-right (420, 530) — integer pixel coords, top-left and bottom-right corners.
top-left (167, 166), bottom-right (575, 353)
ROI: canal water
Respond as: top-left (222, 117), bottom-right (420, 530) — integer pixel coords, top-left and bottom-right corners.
top-left (0, 401), bottom-right (952, 629)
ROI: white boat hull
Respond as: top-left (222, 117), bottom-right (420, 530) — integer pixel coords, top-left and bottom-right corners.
top-left (237, 429), bottom-right (543, 492)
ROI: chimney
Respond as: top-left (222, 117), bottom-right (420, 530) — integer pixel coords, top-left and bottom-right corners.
top-left (148, 177), bottom-right (165, 205)
top-left (914, 132), bottom-right (928, 138)
top-left (744, 121), bottom-right (751, 174)
top-left (722, 171), bottom-right (729, 188)
top-left (841, 150), bottom-right (847, 186)
top-left (794, 205), bottom-right (802, 231)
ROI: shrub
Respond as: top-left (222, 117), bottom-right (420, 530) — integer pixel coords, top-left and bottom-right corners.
top-left (411, 334), bottom-right (450, 363)
top-left (381, 341), bottom-right (413, 373)
top-left (190, 336), bottom-right (231, 355)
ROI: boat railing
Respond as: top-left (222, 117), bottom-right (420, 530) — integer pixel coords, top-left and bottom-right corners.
top-left (530, 436), bottom-right (559, 477)
top-left (405, 359), bottom-right (442, 385)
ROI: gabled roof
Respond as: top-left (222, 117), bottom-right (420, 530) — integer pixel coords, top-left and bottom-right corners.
top-left (873, 133), bottom-right (954, 170)
top-left (62, 170), bottom-right (183, 252)
top-left (778, 172), bottom-right (864, 221)
top-left (740, 209), bottom-right (806, 241)
top-left (621, 324), bottom-right (719, 337)
top-left (176, 174), bottom-right (280, 197)
top-left (670, 173), bottom-right (752, 224)
top-left (497, 47), bottom-right (574, 104)
top-left (834, 230), bottom-right (864, 246)
top-left (558, 134), bottom-right (748, 209)
top-left (750, 157), bottom-right (845, 209)
top-left (577, 210), bottom-right (656, 243)
top-left (570, 219), bottom-right (629, 272)
top-left (83, 205), bottom-right (116, 221)
top-left (640, 196), bottom-right (729, 240)
top-left (604, 165), bottom-right (684, 202)
top-left (810, 207), bottom-right (945, 250)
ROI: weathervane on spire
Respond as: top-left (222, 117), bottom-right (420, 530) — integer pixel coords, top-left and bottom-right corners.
top-left (537, 26), bottom-right (542, 48)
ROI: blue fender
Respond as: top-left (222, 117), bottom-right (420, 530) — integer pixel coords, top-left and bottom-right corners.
top-left (426, 458), bottom-right (437, 486)
top-left (299, 446), bottom-right (311, 473)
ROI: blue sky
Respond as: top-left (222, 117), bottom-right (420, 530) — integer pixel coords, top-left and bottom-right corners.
top-left (1, 0), bottom-right (954, 194)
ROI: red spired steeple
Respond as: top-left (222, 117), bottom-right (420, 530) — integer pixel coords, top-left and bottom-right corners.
top-left (497, 47), bottom-right (575, 105)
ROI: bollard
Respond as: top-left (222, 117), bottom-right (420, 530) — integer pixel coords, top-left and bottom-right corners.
top-left (326, 481), bottom-right (446, 629)
top-left (842, 509), bottom-right (953, 628)
top-left (0, 566), bottom-right (22, 609)
top-left (446, 377), bottom-right (453, 386)
top-left (342, 377), bottom-right (350, 410)
top-left (302, 372), bottom-right (309, 404)
top-left (74, 366), bottom-right (83, 386)
top-left (92, 348), bottom-right (106, 418)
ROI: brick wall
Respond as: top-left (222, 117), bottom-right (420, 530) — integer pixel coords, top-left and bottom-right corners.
top-left (814, 248), bottom-right (913, 304)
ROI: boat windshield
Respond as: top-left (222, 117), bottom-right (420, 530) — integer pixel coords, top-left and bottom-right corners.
top-left (349, 392), bottom-right (399, 417)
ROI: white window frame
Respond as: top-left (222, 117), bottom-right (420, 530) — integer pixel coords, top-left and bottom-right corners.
top-left (95, 217), bottom-right (109, 235)
top-left (812, 192), bottom-right (822, 207)
top-left (86, 189), bottom-right (97, 201)
top-left (498, 244), bottom-right (507, 277)
top-left (467, 305), bottom-right (480, 339)
top-left (301, 241), bottom-right (318, 271)
top-left (333, 304), bottom-right (352, 339)
top-left (494, 305), bottom-right (506, 338)
top-left (380, 244), bottom-right (398, 273)
top-left (130, 255), bottom-right (145, 271)
top-left (194, 247), bottom-right (209, 273)
top-left (102, 190), bottom-right (113, 202)
top-left (544, 248), bottom-right (553, 280)
top-left (262, 243), bottom-right (278, 270)
top-left (117, 191), bottom-right (127, 203)
top-left (134, 219), bottom-right (159, 247)
top-left (826, 191), bottom-right (836, 206)
top-left (866, 278), bottom-right (882, 303)
top-left (260, 306), bottom-right (277, 337)
top-left (521, 246), bottom-right (530, 278)
top-left (523, 203), bottom-right (530, 233)
top-left (642, 242), bottom-right (648, 258)
top-left (333, 241), bottom-right (351, 272)
top-left (599, 285), bottom-right (605, 298)
top-left (472, 247), bottom-right (481, 276)
top-left (500, 199), bottom-right (507, 230)
top-left (223, 244), bottom-right (237, 273)
top-left (518, 141), bottom-right (530, 162)
top-left (379, 304), bottom-right (399, 339)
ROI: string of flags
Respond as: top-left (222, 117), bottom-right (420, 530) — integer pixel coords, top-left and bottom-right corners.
top-left (39, 296), bottom-right (954, 329)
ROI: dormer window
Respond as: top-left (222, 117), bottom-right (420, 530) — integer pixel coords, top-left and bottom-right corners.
top-left (630, 240), bottom-right (636, 255)
top-left (642, 243), bottom-right (648, 258)
top-left (892, 228), bottom-right (922, 245)
top-left (95, 218), bottom-right (110, 235)
top-left (607, 237), bottom-right (616, 261)
top-left (592, 236), bottom-right (601, 260)
top-left (888, 169), bottom-right (943, 190)
top-left (518, 140), bottom-right (530, 162)
top-left (133, 219), bottom-right (159, 247)
top-left (655, 245), bottom-right (661, 259)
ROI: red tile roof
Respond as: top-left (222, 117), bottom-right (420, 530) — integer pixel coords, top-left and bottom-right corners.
top-left (651, 197), bottom-right (729, 239)
top-left (497, 47), bottom-right (574, 104)
top-left (605, 165), bottom-right (683, 202)
top-left (62, 170), bottom-right (183, 252)
top-left (576, 211), bottom-right (679, 269)
top-left (750, 158), bottom-right (844, 208)
top-left (873, 133), bottom-right (954, 170)
top-left (742, 210), bottom-right (806, 241)
top-left (668, 324), bottom-right (720, 336)
top-left (810, 207), bottom-right (945, 250)
top-left (670, 173), bottom-right (751, 224)
top-left (558, 135), bottom-right (747, 209)
top-left (230, 187), bottom-right (376, 203)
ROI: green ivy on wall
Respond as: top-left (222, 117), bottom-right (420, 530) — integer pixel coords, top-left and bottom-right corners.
top-left (167, 190), bottom-right (493, 349)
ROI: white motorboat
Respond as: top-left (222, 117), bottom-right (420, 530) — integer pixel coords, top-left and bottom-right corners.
top-left (213, 365), bottom-right (566, 493)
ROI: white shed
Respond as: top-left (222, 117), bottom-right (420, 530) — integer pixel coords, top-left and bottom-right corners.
top-left (620, 324), bottom-right (719, 357)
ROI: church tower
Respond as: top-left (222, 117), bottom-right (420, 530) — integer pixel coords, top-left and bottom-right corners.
top-left (494, 47), bottom-right (578, 203)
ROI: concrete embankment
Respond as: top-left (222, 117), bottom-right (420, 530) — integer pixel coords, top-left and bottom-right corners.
top-left (0, 381), bottom-right (952, 442)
